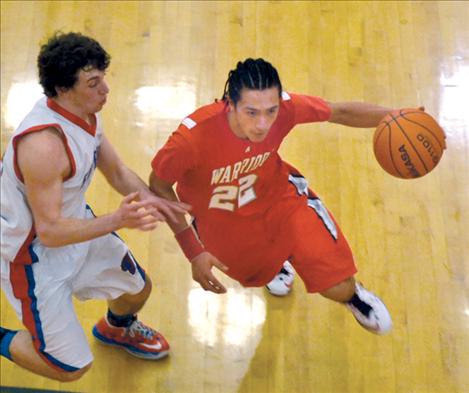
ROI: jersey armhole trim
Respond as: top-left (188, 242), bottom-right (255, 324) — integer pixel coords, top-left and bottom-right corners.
top-left (12, 124), bottom-right (77, 183)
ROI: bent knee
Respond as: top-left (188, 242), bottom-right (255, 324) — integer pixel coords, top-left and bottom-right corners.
top-left (53, 362), bottom-right (92, 382)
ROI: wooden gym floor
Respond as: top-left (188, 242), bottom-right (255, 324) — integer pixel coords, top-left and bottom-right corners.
top-left (1, 1), bottom-right (468, 392)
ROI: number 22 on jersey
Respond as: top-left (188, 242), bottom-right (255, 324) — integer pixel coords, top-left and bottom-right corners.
top-left (208, 174), bottom-right (258, 211)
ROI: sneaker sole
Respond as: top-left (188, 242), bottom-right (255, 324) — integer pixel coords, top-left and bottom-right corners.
top-left (92, 326), bottom-right (169, 360)
top-left (355, 314), bottom-right (392, 335)
top-left (265, 285), bottom-right (292, 297)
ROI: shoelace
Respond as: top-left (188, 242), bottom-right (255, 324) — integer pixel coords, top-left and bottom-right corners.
top-left (127, 320), bottom-right (157, 340)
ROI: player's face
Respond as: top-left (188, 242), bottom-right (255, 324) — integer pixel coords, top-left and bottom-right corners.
top-left (64, 68), bottom-right (109, 115)
top-left (229, 87), bottom-right (280, 143)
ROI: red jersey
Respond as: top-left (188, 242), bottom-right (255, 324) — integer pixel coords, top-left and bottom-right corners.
top-left (151, 93), bottom-right (332, 284)
top-left (152, 92), bottom-right (330, 217)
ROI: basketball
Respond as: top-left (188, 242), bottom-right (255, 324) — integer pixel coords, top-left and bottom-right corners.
top-left (373, 109), bottom-right (447, 179)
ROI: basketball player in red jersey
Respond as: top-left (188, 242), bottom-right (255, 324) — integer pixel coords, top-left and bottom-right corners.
top-left (150, 58), bottom-right (394, 334)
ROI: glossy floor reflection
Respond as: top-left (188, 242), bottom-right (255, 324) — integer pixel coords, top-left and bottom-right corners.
top-left (1, 1), bottom-right (469, 393)
top-left (187, 287), bottom-right (266, 348)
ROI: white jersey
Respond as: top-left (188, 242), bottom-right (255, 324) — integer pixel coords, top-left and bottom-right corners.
top-left (0, 96), bottom-right (103, 267)
top-left (1, 96), bottom-right (146, 370)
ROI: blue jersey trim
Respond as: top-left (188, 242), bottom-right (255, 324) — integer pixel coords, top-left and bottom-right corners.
top-left (23, 265), bottom-right (80, 372)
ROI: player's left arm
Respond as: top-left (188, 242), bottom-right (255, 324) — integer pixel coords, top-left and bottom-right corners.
top-left (327, 102), bottom-right (395, 128)
top-left (97, 134), bottom-right (189, 222)
top-left (97, 134), bottom-right (146, 194)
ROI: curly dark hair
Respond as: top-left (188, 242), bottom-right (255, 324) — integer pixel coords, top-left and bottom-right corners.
top-left (37, 32), bottom-right (111, 97)
top-left (221, 58), bottom-right (282, 105)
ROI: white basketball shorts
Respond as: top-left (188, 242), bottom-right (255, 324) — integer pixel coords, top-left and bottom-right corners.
top-left (0, 225), bottom-right (146, 371)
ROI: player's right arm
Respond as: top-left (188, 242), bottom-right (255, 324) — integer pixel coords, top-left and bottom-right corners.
top-left (149, 171), bottom-right (228, 294)
top-left (17, 128), bottom-right (159, 247)
top-left (327, 102), bottom-right (394, 128)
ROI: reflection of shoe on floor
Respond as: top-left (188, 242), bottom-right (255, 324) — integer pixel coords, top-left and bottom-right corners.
top-left (266, 261), bottom-right (295, 296)
top-left (92, 316), bottom-right (170, 360)
top-left (346, 282), bottom-right (393, 335)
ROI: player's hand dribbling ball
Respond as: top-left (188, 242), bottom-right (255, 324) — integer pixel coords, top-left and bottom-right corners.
top-left (373, 109), bottom-right (447, 179)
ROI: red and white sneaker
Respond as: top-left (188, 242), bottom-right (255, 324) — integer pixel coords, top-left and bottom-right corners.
top-left (266, 261), bottom-right (295, 296)
top-left (92, 316), bottom-right (169, 360)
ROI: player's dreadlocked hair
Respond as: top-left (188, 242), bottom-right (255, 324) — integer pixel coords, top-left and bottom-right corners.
top-left (38, 31), bottom-right (110, 97)
top-left (222, 58), bottom-right (282, 105)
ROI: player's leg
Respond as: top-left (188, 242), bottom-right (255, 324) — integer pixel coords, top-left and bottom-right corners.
top-left (4, 330), bottom-right (91, 382)
top-left (93, 276), bottom-right (168, 360)
top-left (107, 272), bottom-right (152, 315)
top-left (73, 231), bottom-right (169, 360)
top-left (319, 277), bottom-right (392, 334)
top-left (286, 173), bottom-right (392, 334)
top-left (319, 276), bottom-right (356, 301)
top-left (1, 262), bottom-right (94, 381)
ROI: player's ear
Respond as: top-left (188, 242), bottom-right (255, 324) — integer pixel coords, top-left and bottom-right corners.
top-left (227, 98), bottom-right (236, 112)
top-left (56, 86), bottom-right (69, 95)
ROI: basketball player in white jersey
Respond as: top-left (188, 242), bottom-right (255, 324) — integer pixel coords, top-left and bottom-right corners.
top-left (0, 32), bottom-right (188, 381)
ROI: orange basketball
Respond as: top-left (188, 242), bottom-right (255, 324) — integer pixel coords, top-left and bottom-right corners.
top-left (373, 109), bottom-right (447, 179)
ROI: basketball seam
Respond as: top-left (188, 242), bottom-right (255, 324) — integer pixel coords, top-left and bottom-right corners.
top-left (399, 112), bottom-right (445, 151)
top-left (391, 113), bottom-right (429, 174)
top-left (374, 122), bottom-right (388, 146)
top-left (380, 110), bottom-right (423, 128)
top-left (388, 121), bottom-right (404, 178)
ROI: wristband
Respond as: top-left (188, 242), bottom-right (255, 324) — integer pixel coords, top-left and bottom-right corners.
top-left (175, 226), bottom-right (205, 261)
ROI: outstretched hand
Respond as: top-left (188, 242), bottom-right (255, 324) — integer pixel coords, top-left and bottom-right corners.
top-left (139, 191), bottom-right (191, 223)
top-left (191, 251), bottom-right (229, 294)
top-left (113, 191), bottom-right (160, 231)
